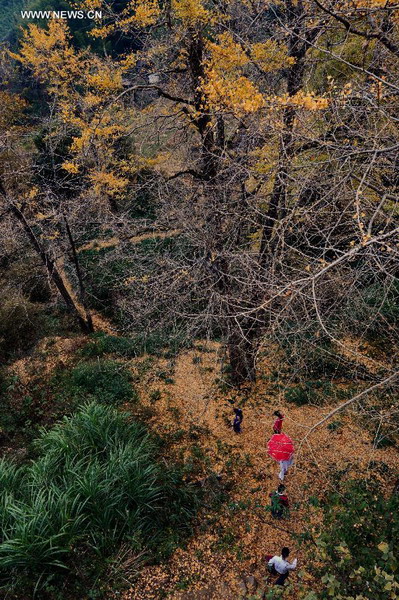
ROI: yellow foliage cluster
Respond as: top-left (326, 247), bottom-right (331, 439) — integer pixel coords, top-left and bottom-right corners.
top-left (251, 39), bottom-right (295, 72)
top-left (61, 161), bottom-right (80, 174)
top-left (353, 0), bottom-right (397, 6)
top-left (88, 0), bottom-right (160, 37)
top-left (202, 32), bottom-right (264, 115)
top-left (128, 0), bottom-right (160, 26)
top-left (11, 21), bottom-right (81, 92)
top-left (89, 170), bottom-right (129, 195)
top-left (275, 90), bottom-right (329, 110)
top-left (0, 91), bottom-right (26, 130)
top-left (89, 23), bottom-right (114, 39)
top-left (206, 33), bottom-right (249, 72)
top-left (172, 0), bottom-right (211, 24)
top-left (86, 59), bottom-right (124, 93)
top-left (202, 69), bottom-right (265, 115)
top-left (11, 21), bottom-right (140, 198)
top-left (120, 153), bottom-right (171, 175)
top-left (202, 32), bottom-right (306, 116)
top-left (77, 0), bottom-right (102, 8)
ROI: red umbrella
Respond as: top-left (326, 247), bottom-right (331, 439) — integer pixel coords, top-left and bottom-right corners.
top-left (267, 433), bottom-right (294, 461)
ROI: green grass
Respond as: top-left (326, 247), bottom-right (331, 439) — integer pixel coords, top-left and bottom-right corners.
top-left (81, 331), bottom-right (190, 359)
top-left (0, 403), bottom-right (198, 594)
top-left (52, 359), bottom-right (137, 406)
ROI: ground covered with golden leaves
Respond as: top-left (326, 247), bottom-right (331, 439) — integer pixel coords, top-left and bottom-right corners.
top-left (116, 342), bottom-right (399, 600)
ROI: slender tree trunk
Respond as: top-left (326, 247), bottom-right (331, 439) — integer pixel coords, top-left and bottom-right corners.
top-left (63, 215), bottom-right (94, 333)
top-left (5, 197), bottom-right (94, 334)
top-left (259, 3), bottom-right (320, 262)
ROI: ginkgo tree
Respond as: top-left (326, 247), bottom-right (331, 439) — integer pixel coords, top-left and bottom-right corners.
top-left (2, 0), bottom-right (398, 384)
top-left (65, 0), bottom-right (397, 383)
top-left (1, 20), bottom-right (141, 332)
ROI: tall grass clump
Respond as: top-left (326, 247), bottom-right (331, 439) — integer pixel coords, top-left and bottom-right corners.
top-left (0, 403), bottom-right (198, 594)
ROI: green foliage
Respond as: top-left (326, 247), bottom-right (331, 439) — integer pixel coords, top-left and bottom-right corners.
top-left (305, 345), bottom-right (361, 379)
top-left (313, 479), bottom-right (399, 599)
top-left (279, 332), bottom-right (367, 381)
top-left (327, 420), bottom-right (342, 432)
top-left (0, 403), bottom-right (198, 593)
top-left (79, 249), bottom-right (133, 314)
top-left (338, 280), bottom-right (399, 344)
top-left (372, 427), bottom-right (396, 449)
top-left (81, 333), bottom-right (141, 358)
top-left (149, 389), bottom-right (162, 403)
top-left (0, 0), bottom-right (22, 42)
top-left (81, 331), bottom-right (189, 359)
top-left (53, 360), bottom-right (136, 406)
top-left (285, 383), bottom-right (316, 406)
top-left (285, 380), bottom-right (344, 406)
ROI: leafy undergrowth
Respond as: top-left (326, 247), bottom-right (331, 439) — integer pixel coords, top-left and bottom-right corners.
top-left (0, 402), bottom-right (198, 597)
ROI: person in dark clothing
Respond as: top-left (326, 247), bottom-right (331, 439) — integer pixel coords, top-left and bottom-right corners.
top-left (273, 410), bottom-right (284, 433)
top-left (269, 484), bottom-right (289, 519)
top-left (233, 408), bottom-right (243, 433)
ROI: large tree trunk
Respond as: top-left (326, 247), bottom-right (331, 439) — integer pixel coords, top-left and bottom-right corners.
top-left (224, 5), bottom-right (322, 383)
top-left (259, 10), bottom-right (310, 263)
top-left (227, 327), bottom-right (257, 386)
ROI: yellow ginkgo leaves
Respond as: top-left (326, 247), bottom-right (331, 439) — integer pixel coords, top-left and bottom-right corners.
top-left (251, 39), bottom-right (295, 72)
top-left (201, 32), bottom-right (328, 116)
top-left (89, 171), bottom-right (129, 196)
top-left (207, 33), bottom-right (249, 72)
top-left (202, 33), bottom-right (263, 115)
top-left (202, 70), bottom-right (265, 115)
top-left (172, 0), bottom-right (211, 24)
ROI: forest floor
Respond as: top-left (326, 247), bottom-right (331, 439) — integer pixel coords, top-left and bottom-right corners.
top-left (117, 343), bottom-right (399, 600)
top-left (3, 336), bottom-right (398, 600)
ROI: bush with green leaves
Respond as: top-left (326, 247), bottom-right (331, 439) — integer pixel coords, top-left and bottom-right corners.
top-left (53, 359), bottom-right (136, 406)
top-left (0, 402), bottom-right (198, 594)
top-left (311, 479), bottom-right (399, 599)
top-left (277, 323), bottom-right (375, 381)
top-left (285, 383), bottom-right (317, 406)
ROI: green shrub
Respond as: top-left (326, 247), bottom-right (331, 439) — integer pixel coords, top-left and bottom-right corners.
top-left (327, 420), bottom-right (342, 432)
top-left (285, 383), bottom-right (317, 406)
top-left (0, 403), bottom-right (198, 593)
top-left (313, 479), bottom-right (399, 599)
top-left (54, 360), bottom-right (136, 406)
top-left (344, 281), bottom-right (399, 339)
top-left (150, 389), bottom-right (161, 403)
top-left (373, 429), bottom-right (396, 449)
top-left (81, 334), bottom-right (140, 358)
top-left (285, 381), bottom-right (350, 406)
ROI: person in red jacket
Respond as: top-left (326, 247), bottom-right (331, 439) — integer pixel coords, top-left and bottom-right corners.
top-left (269, 484), bottom-right (289, 519)
top-left (273, 410), bottom-right (284, 434)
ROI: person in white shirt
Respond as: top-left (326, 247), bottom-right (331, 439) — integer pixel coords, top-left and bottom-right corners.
top-left (268, 547), bottom-right (297, 585)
